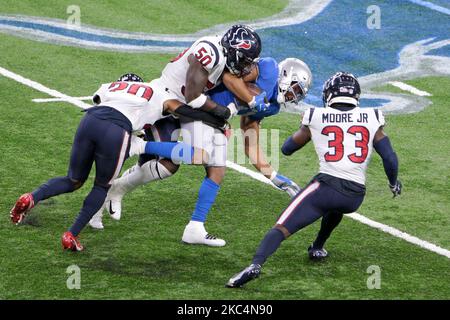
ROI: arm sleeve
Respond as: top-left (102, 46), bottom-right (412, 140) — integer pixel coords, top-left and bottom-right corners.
top-left (281, 136), bottom-right (303, 156)
top-left (373, 136), bottom-right (398, 186)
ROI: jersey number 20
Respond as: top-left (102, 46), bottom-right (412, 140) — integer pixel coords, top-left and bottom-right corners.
top-left (321, 125), bottom-right (370, 163)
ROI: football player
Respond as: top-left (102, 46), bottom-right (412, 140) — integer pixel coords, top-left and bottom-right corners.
top-left (9, 73), bottom-right (225, 251)
top-left (226, 72), bottom-right (402, 288)
top-left (208, 57), bottom-right (312, 197)
top-left (90, 25), bottom-right (265, 247)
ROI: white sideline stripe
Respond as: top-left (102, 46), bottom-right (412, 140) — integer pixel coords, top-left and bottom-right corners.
top-left (0, 66), bottom-right (91, 109)
top-left (225, 160), bottom-right (276, 187)
top-left (348, 213), bottom-right (450, 259)
top-left (2, 65), bottom-right (448, 259)
top-left (32, 96), bottom-right (92, 103)
top-left (407, 0), bottom-right (450, 15)
top-left (226, 161), bottom-right (450, 259)
top-left (388, 81), bottom-right (432, 97)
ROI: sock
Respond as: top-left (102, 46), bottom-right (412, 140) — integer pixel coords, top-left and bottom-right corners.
top-left (313, 213), bottom-right (344, 249)
top-left (31, 176), bottom-right (76, 203)
top-left (69, 184), bottom-right (108, 236)
top-left (252, 228), bottom-right (285, 266)
top-left (190, 177), bottom-right (220, 223)
top-left (114, 160), bottom-right (172, 194)
top-left (145, 142), bottom-right (194, 164)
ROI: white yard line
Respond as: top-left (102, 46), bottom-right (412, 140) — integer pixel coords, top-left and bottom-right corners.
top-left (388, 81), bottom-right (432, 97)
top-left (407, 0), bottom-right (450, 16)
top-left (0, 66), bottom-right (91, 109)
top-left (1, 65), bottom-right (448, 259)
top-left (348, 213), bottom-right (450, 258)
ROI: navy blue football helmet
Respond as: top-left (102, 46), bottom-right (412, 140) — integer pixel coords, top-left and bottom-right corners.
top-left (117, 73), bottom-right (143, 82)
top-left (322, 72), bottom-right (361, 107)
top-left (221, 25), bottom-right (261, 77)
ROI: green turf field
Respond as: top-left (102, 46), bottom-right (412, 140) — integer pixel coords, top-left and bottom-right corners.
top-left (0, 0), bottom-right (449, 300)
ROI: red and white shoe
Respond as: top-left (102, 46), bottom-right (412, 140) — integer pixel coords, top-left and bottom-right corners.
top-left (10, 193), bottom-right (35, 225)
top-left (61, 231), bottom-right (84, 251)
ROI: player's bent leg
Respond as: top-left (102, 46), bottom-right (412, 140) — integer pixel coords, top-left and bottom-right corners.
top-left (308, 212), bottom-right (344, 261)
top-left (227, 181), bottom-right (324, 287)
top-left (10, 177), bottom-right (82, 225)
top-left (104, 158), bottom-right (175, 220)
top-left (63, 183), bottom-right (110, 251)
top-left (307, 189), bottom-right (364, 260)
top-left (182, 166), bottom-right (226, 247)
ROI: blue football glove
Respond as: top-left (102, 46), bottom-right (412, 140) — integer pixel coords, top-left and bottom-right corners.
top-left (389, 180), bottom-right (402, 198)
top-left (249, 91), bottom-right (269, 113)
top-left (271, 172), bottom-right (301, 198)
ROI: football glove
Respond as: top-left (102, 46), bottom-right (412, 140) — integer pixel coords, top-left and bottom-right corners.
top-left (271, 173), bottom-right (301, 198)
top-left (389, 180), bottom-right (402, 198)
top-left (249, 91), bottom-right (269, 113)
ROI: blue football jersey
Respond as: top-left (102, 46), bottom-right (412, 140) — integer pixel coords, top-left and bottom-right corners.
top-left (208, 57), bottom-right (280, 121)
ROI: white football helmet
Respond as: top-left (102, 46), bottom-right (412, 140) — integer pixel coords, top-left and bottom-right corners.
top-left (277, 58), bottom-right (312, 109)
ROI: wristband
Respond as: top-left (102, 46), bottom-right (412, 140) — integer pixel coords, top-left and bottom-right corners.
top-left (270, 171), bottom-right (277, 181)
top-left (188, 94), bottom-right (207, 109)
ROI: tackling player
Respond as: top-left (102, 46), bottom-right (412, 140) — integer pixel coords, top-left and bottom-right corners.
top-left (90, 25), bottom-right (265, 247)
top-left (226, 72), bottom-right (402, 287)
top-left (208, 57), bottom-right (312, 197)
top-left (9, 73), bottom-right (225, 251)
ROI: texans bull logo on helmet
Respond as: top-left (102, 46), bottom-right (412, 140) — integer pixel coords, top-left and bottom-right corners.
top-left (228, 27), bottom-right (253, 50)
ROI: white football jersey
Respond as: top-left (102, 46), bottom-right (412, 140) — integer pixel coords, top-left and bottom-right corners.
top-left (92, 80), bottom-right (169, 132)
top-left (302, 107), bottom-right (385, 185)
top-left (159, 35), bottom-right (227, 102)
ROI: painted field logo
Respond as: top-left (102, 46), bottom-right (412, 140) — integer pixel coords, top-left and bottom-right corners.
top-left (0, 0), bottom-right (449, 113)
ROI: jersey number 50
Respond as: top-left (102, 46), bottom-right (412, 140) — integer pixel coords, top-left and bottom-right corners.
top-left (321, 125), bottom-right (370, 163)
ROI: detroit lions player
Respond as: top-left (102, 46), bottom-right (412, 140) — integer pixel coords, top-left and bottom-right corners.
top-left (91, 25), bottom-right (265, 247)
top-left (226, 72), bottom-right (402, 288)
top-left (208, 57), bottom-right (312, 197)
top-left (9, 73), bottom-right (224, 251)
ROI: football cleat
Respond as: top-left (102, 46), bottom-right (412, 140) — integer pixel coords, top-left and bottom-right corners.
top-left (88, 208), bottom-right (104, 230)
top-left (308, 245), bottom-right (328, 261)
top-left (226, 264), bottom-right (261, 288)
top-left (10, 193), bottom-right (35, 225)
top-left (182, 222), bottom-right (226, 247)
top-left (61, 231), bottom-right (84, 251)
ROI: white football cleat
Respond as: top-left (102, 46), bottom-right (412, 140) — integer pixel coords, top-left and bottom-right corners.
top-left (182, 221), bottom-right (226, 247)
top-left (89, 208), bottom-right (104, 230)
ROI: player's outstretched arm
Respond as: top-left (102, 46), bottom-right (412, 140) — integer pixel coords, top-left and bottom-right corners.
top-left (373, 128), bottom-right (402, 197)
top-left (241, 117), bottom-right (300, 197)
top-left (163, 99), bottom-right (226, 129)
top-left (281, 125), bottom-right (311, 156)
